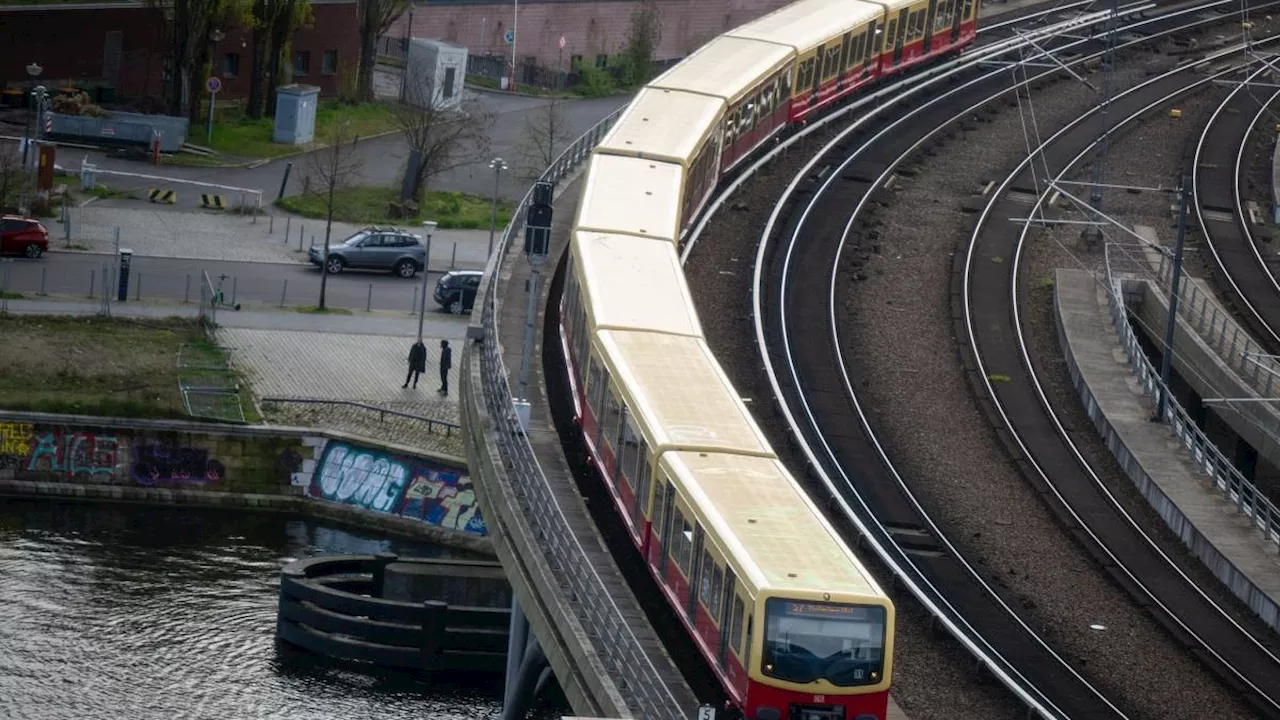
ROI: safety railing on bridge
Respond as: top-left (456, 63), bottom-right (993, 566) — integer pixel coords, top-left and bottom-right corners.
top-left (1104, 259), bottom-right (1280, 547)
top-left (475, 107), bottom-right (693, 718)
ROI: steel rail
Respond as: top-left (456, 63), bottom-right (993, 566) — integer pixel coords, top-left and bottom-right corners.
top-left (680, 0), bottom-right (1179, 260)
top-left (740, 5), bottom-right (1276, 719)
top-left (1194, 64), bottom-right (1280, 348)
top-left (964, 47), bottom-right (1280, 714)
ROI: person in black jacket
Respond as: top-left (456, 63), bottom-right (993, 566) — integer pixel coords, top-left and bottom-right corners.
top-left (403, 340), bottom-right (427, 389)
top-left (438, 340), bottom-right (452, 395)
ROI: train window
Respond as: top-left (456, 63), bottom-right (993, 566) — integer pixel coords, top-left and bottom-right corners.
top-left (851, 34), bottom-right (865, 70)
top-left (602, 388), bottom-right (622, 471)
top-left (730, 596), bottom-right (745, 654)
top-left (743, 615), bottom-right (753, 669)
top-left (822, 44), bottom-right (841, 80)
top-left (710, 564), bottom-right (724, 617)
top-left (671, 509), bottom-right (692, 574)
top-left (653, 478), bottom-right (668, 538)
top-left (586, 357), bottom-right (603, 414)
top-left (574, 307), bottom-right (589, 384)
top-left (699, 550), bottom-right (714, 609)
top-left (633, 444), bottom-right (652, 526)
top-left (619, 412), bottom-right (639, 483)
top-left (873, 24), bottom-right (883, 54)
top-left (884, 20), bottom-right (897, 48)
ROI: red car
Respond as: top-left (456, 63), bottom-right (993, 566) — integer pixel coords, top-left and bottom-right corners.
top-left (0, 215), bottom-right (48, 259)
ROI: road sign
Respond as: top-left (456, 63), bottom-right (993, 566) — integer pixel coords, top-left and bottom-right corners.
top-left (558, 35), bottom-right (566, 49)
top-left (206, 76), bottom-right (222, 94)
top-left (504, 29), bottom-right (515, 45)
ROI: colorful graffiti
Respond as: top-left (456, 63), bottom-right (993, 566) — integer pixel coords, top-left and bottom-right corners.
top-left (308, 441), bottom-right (486, 536)
top-left (0, 424), bottom-right (227, 488)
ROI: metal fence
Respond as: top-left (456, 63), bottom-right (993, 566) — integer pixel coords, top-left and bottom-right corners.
top-left (1152, 251), bottom-right (1280, 398)
top-left (475, 107), bottom-right (691, 718)
top-left (1104, 254), bottom-right (1280, 547)
top-left (260, 396), bottom-right (460, 436)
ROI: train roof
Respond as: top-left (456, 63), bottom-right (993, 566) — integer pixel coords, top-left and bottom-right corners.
top-left (595, 87), bottom-right (726, 168)
top-left (574, 153), bottom-right (683, 243)
top-left (664, 451), bottom-right (887, 597)
top-left (647, 35), bottom-right (794, 105)
top-left (596, 330), bottom-right (773, 457)
top-left (727, 0), bottom-right (884, 52)
top-left (573, 232), bottom-right (703, 337)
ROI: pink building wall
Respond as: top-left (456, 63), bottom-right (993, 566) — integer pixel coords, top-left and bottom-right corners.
top-left (386, 0), bottom-right (793, 69)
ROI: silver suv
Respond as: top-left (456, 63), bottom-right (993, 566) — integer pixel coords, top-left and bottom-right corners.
top-left (308, 226), bottom-right (425, 278)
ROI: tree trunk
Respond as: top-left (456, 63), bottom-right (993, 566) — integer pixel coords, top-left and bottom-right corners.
top-left (266, 0), bottom-right (295, 116)
top-left (168, 10), bottom-right (186, 116)
top-left (247, 7), bottom-right (266, 118)
top-left (357, 27), bottom-right (377, 102)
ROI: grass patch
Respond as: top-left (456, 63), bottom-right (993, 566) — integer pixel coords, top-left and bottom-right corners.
top-left (276, 186), bottom-right (514, 229)
top-left (206, 99), bottom-right (400, 159)
top-left (65, 243), bottom-right (90, 251)
top-left (0, 315), bottom-right (259, 423)
top-left (466, 74), bottom-right (571, 97)
top-left (85, 184), bottom-right (139, 200)
top-left (987, 373), bottom-right (1012, 383)
top-left (1, 291), bottom-right (24, 299)
top-left (293, 306), bottom-right (354, 315)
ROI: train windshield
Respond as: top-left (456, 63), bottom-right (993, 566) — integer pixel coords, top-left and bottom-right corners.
top-left (762, 598), bottom-right (886, 687)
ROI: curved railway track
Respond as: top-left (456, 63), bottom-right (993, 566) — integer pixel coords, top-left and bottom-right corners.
top-left (961, 47), bottom-right (1280, 718)
top-left (1194, 64), bottom-right (1280, 349)
top-left (732, 2), bottom-right (1280, 718)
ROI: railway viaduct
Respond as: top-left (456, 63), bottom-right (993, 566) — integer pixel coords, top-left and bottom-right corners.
top-left (460, 2), bottom-right (1280, 719)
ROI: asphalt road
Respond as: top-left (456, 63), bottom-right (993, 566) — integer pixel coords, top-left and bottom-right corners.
top-left (0, 252), bottom-right (465, 314)
top-left (54, 90), bottom-right (629, 212)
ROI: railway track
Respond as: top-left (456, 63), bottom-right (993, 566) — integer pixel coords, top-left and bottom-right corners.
top-left (729, 2), bottom-right (1280, 718)
top-left (961, 44), bottom-right (1280, 718)
top-left (1194, 63), bottom-right (1280, 349)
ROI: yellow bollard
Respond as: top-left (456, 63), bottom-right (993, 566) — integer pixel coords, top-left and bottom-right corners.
top-left (1169, 109), bottom-right (1182, 119)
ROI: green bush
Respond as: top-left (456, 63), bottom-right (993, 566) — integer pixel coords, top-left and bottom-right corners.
top-left (572, 60), bottom-right (616, 97)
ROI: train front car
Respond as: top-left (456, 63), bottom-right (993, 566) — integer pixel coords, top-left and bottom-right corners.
top-left (747, 594), bottom-right (894, 720)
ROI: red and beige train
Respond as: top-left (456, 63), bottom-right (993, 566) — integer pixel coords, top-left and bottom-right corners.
top-left (552, 0), bottom-right (980, 718)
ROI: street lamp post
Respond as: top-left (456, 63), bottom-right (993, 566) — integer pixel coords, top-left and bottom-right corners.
top-left (418, 220), bottom-right (438, 341)
top-left (509, 0), bottom-right (519, 91)
top-left (22, 62), bottom-right (42, 171)
top-left (207, 28), bottom-right (226, 145)
top-left (487, 157), bottom-right (508, 259)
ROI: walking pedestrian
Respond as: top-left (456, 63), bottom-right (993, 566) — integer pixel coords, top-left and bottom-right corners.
top-left (438, 339), bottom-right (452, 395)
top-left (403, 339), bottom-right (427, 389)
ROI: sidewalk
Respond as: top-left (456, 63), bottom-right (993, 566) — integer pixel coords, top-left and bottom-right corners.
top-left (3, 295), bottom-right (468, 455)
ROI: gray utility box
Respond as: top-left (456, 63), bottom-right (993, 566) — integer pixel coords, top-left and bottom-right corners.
top-left (273, 84), bottom-right (320, 145)
top-left (50, 111), bottom-right (188, 151)
top-left (405, 38), bottom-right (467, 110)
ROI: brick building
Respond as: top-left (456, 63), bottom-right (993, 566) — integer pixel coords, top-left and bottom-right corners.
top-left (385, 0), bottom-right (792, 72)
top-left (0, 0), bottom-right (359, 105)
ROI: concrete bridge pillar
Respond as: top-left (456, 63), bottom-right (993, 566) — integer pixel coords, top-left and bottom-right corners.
top-left (501, 596), bottom-right (551, 720)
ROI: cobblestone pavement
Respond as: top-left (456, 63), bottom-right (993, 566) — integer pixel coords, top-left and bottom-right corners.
top-left (218, 327), bottom-right (464, 455)
top-left (59, 204), bottom-right (491, 267)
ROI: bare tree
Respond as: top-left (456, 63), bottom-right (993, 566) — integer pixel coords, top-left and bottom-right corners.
top-left (300, 123), bottom-right (363, 309)
top-left (623, 0), bottom-right (662, 86)
top-left (148, 0), bottom-right (236, 121)
top-left (513, 97), bottom-right (573, 182)
top-left (357, 0), bottom-right (410, 102)
top-left (393, 80), bottom-right (494, 202)
top-left (0, 143), bottom-right (23, 212)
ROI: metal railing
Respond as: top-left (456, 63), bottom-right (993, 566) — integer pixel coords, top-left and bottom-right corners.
top-left (1103, 269), bottom-right (1280, 547)
top-left (260, 396), bottom-right (460, 436)
top-left (474, 107), bottom-right (691, 718)
top-left (1153, 251), bottom-right (1280, 398)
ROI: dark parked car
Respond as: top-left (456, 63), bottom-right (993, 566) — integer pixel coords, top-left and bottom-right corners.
top-left (434, 270), bottom-right (482, 314)
top-left (307, 226), bottom-right (425, 277)
top-left (0, 215), bottom-right (48, 259)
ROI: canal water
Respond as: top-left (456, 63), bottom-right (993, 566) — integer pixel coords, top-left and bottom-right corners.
top-left (0, 501), bottom-right (561, 720)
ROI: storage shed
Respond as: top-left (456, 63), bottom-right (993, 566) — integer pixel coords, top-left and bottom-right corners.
top-left (405, 38), bottom-right (467, 110)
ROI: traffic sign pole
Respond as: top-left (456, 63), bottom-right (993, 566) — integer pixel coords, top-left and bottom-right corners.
top-left (558, 35), bottom-right (565, 89)
top-left (205, 76), bottom-right (222, 146)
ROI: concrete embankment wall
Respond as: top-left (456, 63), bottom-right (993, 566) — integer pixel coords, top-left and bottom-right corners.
top-left (0, 410), bottom-right (492, 555)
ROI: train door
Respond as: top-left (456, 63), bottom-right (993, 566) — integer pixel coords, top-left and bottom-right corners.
top-left (951, 0), bottom-right (963, 42)
top-left (810, 43), bottom-right (824, 108)
top-left (893, 8), bottom-right (908, 65)
top-left (837, 32), bottom-right (852, 92)
top-left (717, 570), bottom-right (737, 664)
top-left (687, 525), bottom-right (705, 620)
top-left (923, 0), bottom-right (939, 53)
top-left (657, 481), bottom-right (674, 575)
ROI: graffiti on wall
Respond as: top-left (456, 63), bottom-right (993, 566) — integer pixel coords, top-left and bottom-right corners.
top-left (0, 424), bottom-right (226, 487)
top-left (308, 441), bottom-right (487, 536)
